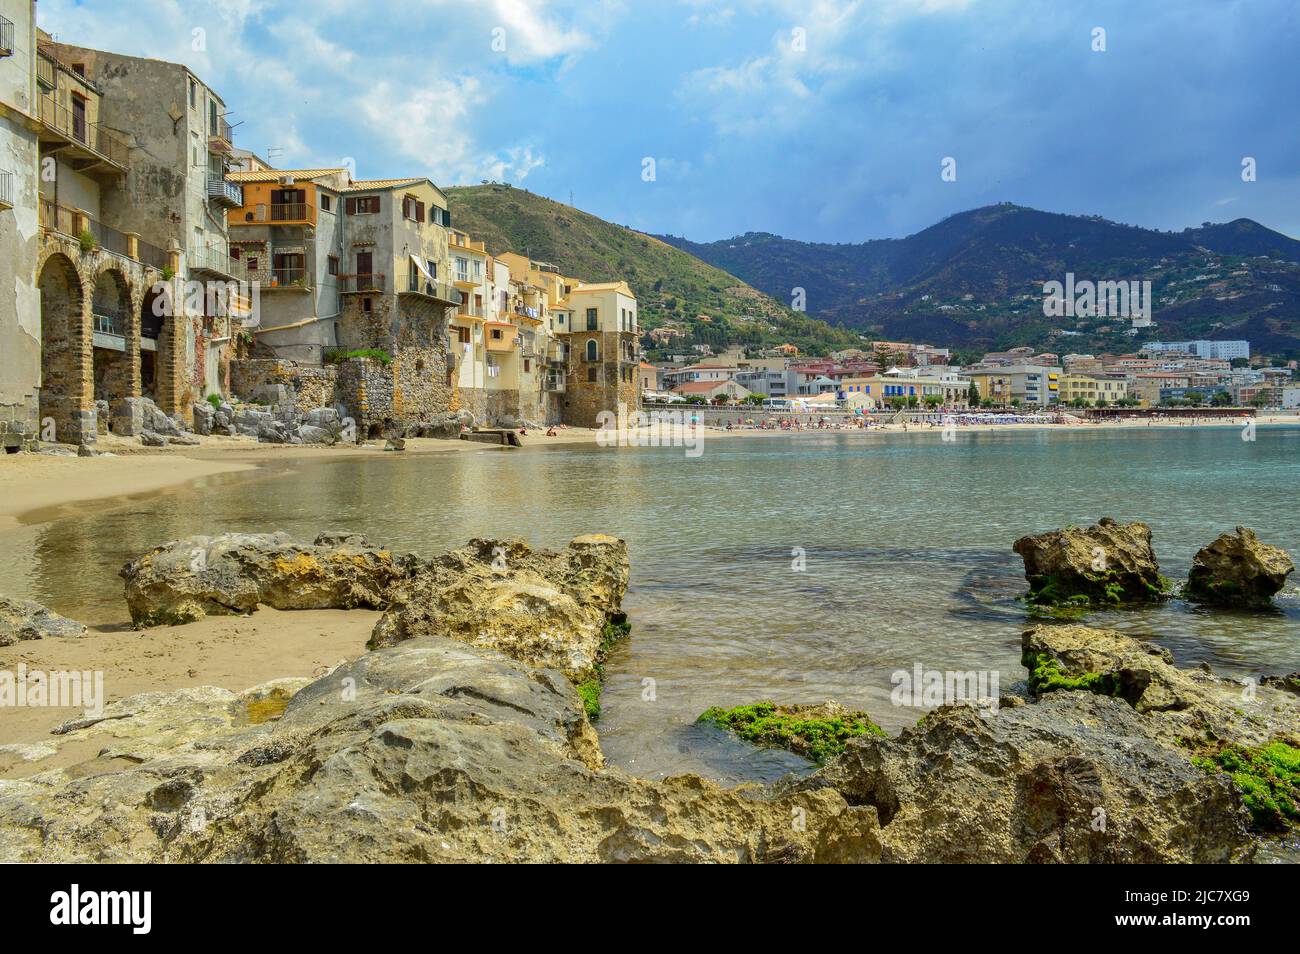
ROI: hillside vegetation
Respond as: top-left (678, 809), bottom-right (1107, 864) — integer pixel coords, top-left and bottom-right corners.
top-left (660, 204), bottom-right (1300, 359)
top-left (446, 184), bottom-right (861, 356)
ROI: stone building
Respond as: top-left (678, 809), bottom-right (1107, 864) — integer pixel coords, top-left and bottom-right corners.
top-left (44, 37), bottom-right (243, 426)
top-left (2, 5), bottom-right (202, 446)
top-left (225, 167), bottom-right (353, 362)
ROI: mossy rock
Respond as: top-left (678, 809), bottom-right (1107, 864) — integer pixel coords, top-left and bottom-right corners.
top-left (575, 618), bottom-right (631, 720)
top-left (697, 700), bottom-right (885, 764)
top-left (1194, 741), bottom-right (1300, 832)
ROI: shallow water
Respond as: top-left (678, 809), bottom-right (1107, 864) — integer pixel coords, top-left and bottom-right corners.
top-left (2, 426), bottom-right (1298, 783)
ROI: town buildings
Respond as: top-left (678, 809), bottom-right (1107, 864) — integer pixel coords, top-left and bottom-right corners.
top-left (2, 3), bottom-right (241, 446)
top-left (0, 11), bottom-right (638, 447)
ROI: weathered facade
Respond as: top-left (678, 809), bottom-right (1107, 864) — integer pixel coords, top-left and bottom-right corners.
top-left (0, 0), bottom-right (40, 450)
top-left (47, 37), bottom-right (242, 425)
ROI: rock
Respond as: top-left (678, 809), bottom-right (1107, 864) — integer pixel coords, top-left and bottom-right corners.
top-left (297, 425), bottom-right (334, 445)
top-left (119, 531), bottom-right (420, 627)
top-left (139, 431), bottom-right (167, 447)
top-left (1012, 518), bottom-right (1170, 606)
top-left (1185, 527), bottom-right (1295, 608)
top-left (0, 637), bottom-right (878, 863)
top-left (169, 434), bottom-right (200, 446)
top-left (383, 437), bottom-right (405, 451)
top-left (193, 403), bottom-right (215, 436)
top-left (256, 421), bottom-right (289, 444)
top-left (140, 398), bottom-right (184, 437)
top-left (369, 536), bottom-right (630, 684)
top-left (0, 595), bottom-right (87, 646)
top-left (1021, 623), bottom-right (1300, 750)
top-left (76, 444), bottom-right (96, 457)
top-left (799, 690), bottom-right (1253, 863)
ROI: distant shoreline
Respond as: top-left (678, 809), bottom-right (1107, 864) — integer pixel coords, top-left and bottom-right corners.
top-left (1, 415), bottom-right (1295, 532)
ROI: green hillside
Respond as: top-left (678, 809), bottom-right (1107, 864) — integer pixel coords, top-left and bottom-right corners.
top-left (445, 184), bottom-right (860, 357)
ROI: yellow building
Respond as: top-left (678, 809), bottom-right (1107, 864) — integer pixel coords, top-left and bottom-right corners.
top-left (1060, 374), bottom-right (1129, 406)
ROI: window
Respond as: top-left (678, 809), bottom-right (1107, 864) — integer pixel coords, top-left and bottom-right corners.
top-left (328, 255), bottom-right (339, 276)
top-left (586, 340), bottom-right (598, 362)
top-left (402, 195), bottom-right (423, 221)
top-left (356, 250), bottom-right (373, 278)
top-left (347, 195), bottom-right (380, 214)
top-left (189, 79), bottom-right (197, 107)
top-left (455, 326), bottom-right (471, 344)
top-left (230, 247), bottom-right (241, 260)
top-left (362, 297), bottom-right (372, 313)
top-left (523, 359), bottom-right (531, 373)
top-left (586, 308), bottom-right (597, 331)
top-left (491, 328), bottom-right (503, 342)
top-left (587, 368), bottom-right (597, 383)
top-left (247, 257), bottom-right (258, 272)
top-left (320, 194), bottom-right (331, 212)
top-left (209, 99), bottom-right (218, 135)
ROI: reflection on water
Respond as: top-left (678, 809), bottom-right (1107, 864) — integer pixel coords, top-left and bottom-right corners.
top-left (2, 427), bottom-right (1298, 782)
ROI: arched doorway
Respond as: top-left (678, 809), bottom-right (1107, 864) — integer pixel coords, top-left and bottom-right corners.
top-left (38, 253), bottom-right (92, 444)
top-left (140, 284), bottom-right (166, 403)
top-left (91, 269), bottom-right (132, 425)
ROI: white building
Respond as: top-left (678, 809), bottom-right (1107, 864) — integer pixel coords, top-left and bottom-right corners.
top-left (1142, 340), bottom-right (1250, 361)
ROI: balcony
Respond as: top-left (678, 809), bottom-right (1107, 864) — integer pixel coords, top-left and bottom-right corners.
top-left (1, 15), bottom-right (14, 58)
top-left (339, 272), bottom-right (385, 293)
top-left (0, 171), bottom-right (12, 209)
top-left (401, 273), bottom-right (461, 306)
top-left (36, 50), bottom-right (54, 89)
top-left (270, 202), bottom-right (308, 222)
top-left (457, 302), bottom-right (486, 319)
top-left (39, 197), bottom-right (165, 268)
top-left (544, 371), bottom-right (566, 393)
top-left (188, 243), bottom-right (236, 279)
top-left (209, 116), bottom-right (234, 154)
top-left (207, 177), bottom-right (243, 208)
top-left (267, 267), bottom-right (309, 290)
top-left (37, 93), bottom-right (129, 175)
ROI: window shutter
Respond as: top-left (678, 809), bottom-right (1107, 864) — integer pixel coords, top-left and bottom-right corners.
top-left (416, 201), bottom-right (425, 222)
top-left (346, 197), bottom-right (356, 215)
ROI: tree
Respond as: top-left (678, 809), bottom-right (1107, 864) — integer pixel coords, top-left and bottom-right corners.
top-left (967, 382), bottom-right (981, 406)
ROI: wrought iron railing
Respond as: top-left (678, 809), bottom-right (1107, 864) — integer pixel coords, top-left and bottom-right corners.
top-left (0, 16), bottom-right (14, 58)
top-left (270, 267), bottom-right (307, 287)
top-left (0, 171), bottom-right (12, 207)
top-left (270, 202), bottom-right (307, 221)
top-left (36, 50), bottom-right (55, 88)
top-left (340, 272), bottom-right (384, 292)
top-left (37, 93), bottom-right (129, 167)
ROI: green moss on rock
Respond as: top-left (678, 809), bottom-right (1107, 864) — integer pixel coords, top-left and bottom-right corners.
top-left (697, 700), bottom-right (885, 764)
top-left (575, 618), bottom-right (631, 721)
top-left (1022, 649), bottom-right (1122, 698)
top-left (1195, 741), bottom-right (1300, 832)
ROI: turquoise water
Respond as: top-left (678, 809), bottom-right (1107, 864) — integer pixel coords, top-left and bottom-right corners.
top-left (2, 425), bottom-right (1297, 782)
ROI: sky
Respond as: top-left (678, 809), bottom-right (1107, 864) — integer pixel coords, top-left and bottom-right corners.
top-left (37, 0), bottom-right (1300, 244)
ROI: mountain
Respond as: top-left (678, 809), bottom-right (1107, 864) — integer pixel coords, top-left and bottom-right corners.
top-left (444, 184), bottom-right (862, 356)
top-left (658, 205), bottom-right (1300, 359)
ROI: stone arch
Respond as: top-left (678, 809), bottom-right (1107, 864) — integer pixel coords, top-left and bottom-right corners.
top-left (37, 251), bottom-right (93, 445)
top-left (139, 281), bottom-right (176, 409)
top-left (90, 266), bottom-right (134, 412)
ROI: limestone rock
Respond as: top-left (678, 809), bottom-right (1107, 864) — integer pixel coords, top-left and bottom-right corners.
top-left (368, 536), bottom-right (629, 682)
top-left (1021, 623), bottom-right (1300, 749)
top-left (384, 437), bottom-right (405, 451)
top-left (120, 531), bottom-right (419, 627)
top-left (1185, 527), bottom-right (1295, 608)
top-left (1013, 517), bottom-right (1169, 605)
top-left (801, 690), bottom-right (1253, 863)
top-left (140, 431), bottom-right (167, 447)
top-left (0, 637), bottom-right (878, 863)
top-left (0, 596), bottom-right (87, 646)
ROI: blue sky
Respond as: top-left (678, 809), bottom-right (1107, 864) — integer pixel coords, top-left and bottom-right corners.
top-left (39, 0), bottom-right (1300, 243)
